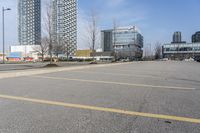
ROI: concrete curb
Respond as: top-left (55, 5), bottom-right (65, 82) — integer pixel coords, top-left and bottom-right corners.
top-left (0, 62), bottom-right (131, 79)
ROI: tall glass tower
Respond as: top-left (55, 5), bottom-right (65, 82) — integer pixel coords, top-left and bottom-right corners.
top-left (52, 0), bottom-right (77, 56)
top-left (18, 0), bottom-right (41, 45)
top-left (172, 31), bottom-right (182, 43)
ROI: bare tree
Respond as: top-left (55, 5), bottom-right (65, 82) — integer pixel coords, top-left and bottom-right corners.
top-left (53, 38), bottom-right (64, 58)
top-left (86, 10), bottom-right (99, 59)
top-left (154, 42), bottom-right (162, 59)
top-left (33, 37), bottom-right (49, 61)
top-left (43, 2), bottom-right (53, 64)
top-left (52, 36), bottom-right (71, 60)
top-left (143, 46), bottom-right (149, 58)
top-left (143, 43), bottom-right (155, 60)
top-left (53, 45), bottom-right (63, 58)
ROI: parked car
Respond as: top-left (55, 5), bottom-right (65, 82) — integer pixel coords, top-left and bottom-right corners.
top-left (161, 58), bottom-right (169, 61)
top-left (194, 56), bottom-right (200, 62)
top-left (184, 58), bottom-right (194, 62)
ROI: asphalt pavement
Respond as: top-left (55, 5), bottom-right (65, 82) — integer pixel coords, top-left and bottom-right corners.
top-left (0, 62), bottom-right (89, 71)
top-left (0, 61), bottom-right (200, 133)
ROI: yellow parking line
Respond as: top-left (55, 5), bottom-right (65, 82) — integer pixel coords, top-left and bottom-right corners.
top-left (32, 76), bottom-right (196, 90)
top-left (0, 94), bottom-right (199, 124)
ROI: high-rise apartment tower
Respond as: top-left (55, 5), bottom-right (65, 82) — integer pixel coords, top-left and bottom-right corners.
top-left (52, 0), bottom-right (77, 56)
top-left (172, 31), bottom-right (182, 43)
top-left (18, 0), bottom-right (41, 45)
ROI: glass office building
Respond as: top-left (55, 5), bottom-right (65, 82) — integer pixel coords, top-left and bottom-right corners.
top-left (101, 26), bottom-right (143, 59)
top-left (172, 31), bottom-right (182, 43)
top-left (163, 31), bottom-right (200, 60)
top-left (101, 30), bottom-right (113, 52)
top-left (163, 43), bottom-right (200, 59)
top-left (52, 0), bottom-right (77, 56)
top-left (192, 31), bottom-right (200, 43)
top-left (18, 0), bottom-right (41, 45)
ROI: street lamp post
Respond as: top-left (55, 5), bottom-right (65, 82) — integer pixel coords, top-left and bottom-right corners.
top-left (2, 7), bottom-right (11, 64)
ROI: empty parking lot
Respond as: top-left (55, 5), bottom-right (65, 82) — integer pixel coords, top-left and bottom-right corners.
top-left (0, 61), bottom-right (200, 133)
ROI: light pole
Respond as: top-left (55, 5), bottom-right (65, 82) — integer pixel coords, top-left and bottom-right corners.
top-left (2, 7), bottom-right (11, 64)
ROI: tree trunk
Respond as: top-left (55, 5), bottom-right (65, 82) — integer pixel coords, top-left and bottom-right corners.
top-left (50, 53), bottom-right (53, 64)
top-left (42, 53), bottom-right (44, 62)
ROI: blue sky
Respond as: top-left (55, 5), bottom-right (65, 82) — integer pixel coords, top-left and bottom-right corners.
top-left (0, 0), bottom-right (200, 52)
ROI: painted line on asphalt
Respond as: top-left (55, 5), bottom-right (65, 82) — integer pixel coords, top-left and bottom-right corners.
top-left (94, 68), bottom-right (171, 75)
top-left (71, 70), bottom-right (161, 79)
top-left (0, 94), bottom-right (199, 124)
top-left (32, 75), bottom-right (196, 90)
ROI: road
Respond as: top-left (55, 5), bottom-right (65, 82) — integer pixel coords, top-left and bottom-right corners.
top-left (0, 61), bottom-right (200, 133)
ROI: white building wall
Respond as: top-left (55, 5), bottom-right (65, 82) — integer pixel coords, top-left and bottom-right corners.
top-left (10, 45), bottom-right (41, 59)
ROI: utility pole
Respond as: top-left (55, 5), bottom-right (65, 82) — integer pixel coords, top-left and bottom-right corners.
top-left (2, 7), bottom-right (11, 64)
top-left (113, 18), bottom-right (117, 61)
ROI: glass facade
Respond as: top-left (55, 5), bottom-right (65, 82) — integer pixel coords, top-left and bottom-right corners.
top-left (163, 31), bottom-right (200, 59)
top-left (113, 26), bottom-right (143, 59)
top-left (163, 43), bottom-right (200, 59)
top-left (101, 30), bottom-right (113, 52)
top-left (114, 28), bottom-right (143, 46)
top-left (192, 31), bottom-right (200, 43)
top-left (101, 26), bottom-right (143, 59)
top-left (52, 0), bottom-right (77, 56)
top-left (172, 32), bottom-right (182, 43)
top-left (18, 0), bottom-right (41, 46)
top-left (163, 43), bottom-right (200, 53)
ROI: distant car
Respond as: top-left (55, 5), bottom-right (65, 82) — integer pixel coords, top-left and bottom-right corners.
top-left (184, 58), bottom-right (194, 62)
top-left (90, 61), bottom-right (98, 64)
top-left (194, 56), bottom-right (200, 62)
top-left (120, 59), bottom-right (130, 62)
top-left (161, 58), bottom-right (169, 61)
top-left (120, 59), bottom-right (125, 62)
